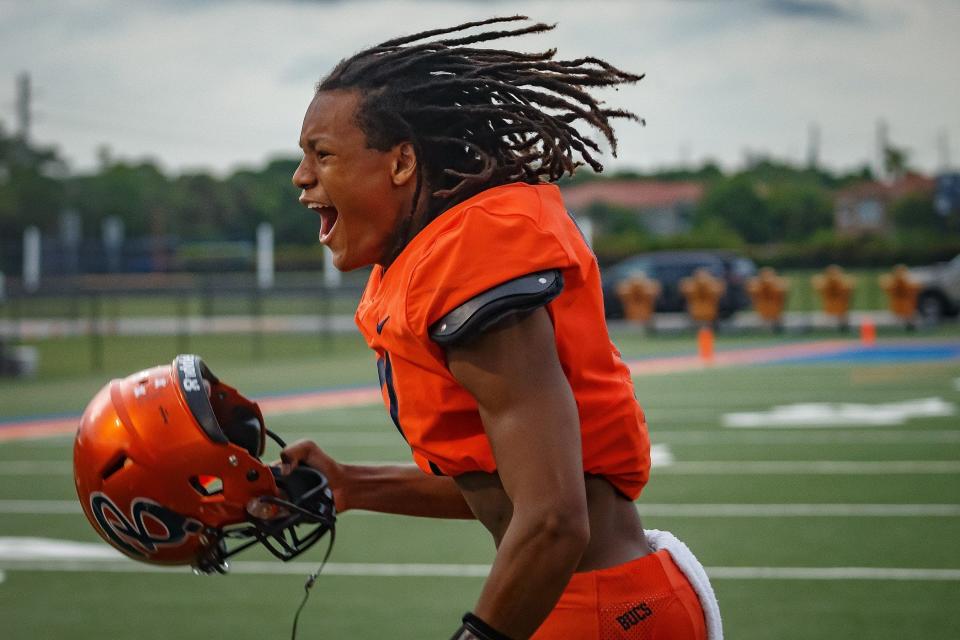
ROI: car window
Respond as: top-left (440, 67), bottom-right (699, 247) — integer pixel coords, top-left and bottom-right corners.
top-left (732, 257), bottom-right (757, 278)
top-left (653, 261), bottom-right (717, 283)
top-left (611, 257), bottom-right (651, 280)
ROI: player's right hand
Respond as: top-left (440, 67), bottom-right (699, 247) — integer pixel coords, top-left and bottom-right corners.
top-left (279, 439), bottom-right (349, 511)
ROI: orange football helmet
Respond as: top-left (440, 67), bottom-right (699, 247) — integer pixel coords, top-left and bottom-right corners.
top-left (73, 354), bottom-right (335, 573)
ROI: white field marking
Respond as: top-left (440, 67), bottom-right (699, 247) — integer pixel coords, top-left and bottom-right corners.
top-left (652, 429), bottom-right (960, 445)
top-left (1, 435), bottom-right (74, 446)
top-left (5, 500), bottom-right (959, 518)
top-left (0, 442), bottom-right (670, 476)
top-left (8, 457), bottom-right (960, 477)
top-left (0, 569), bottom-right (4, 584)
top-left (9, 428), bottom-right (960, 448)
top-left (723, 397), bottom-right (956, 428)
top-left (0, 539), bottom-right (958, 582)
top-left (706, 567), bottom-right (960, 581)
top-left (650, 443), bottom-right (673, 466)
top-left (280, 432), bottom-right (400, 446)
top-left (0, 500), bottom-right (82, 514)
top-left (0, 537), bottom-right (122, 560)
top-left (9, 428), bottom-right (960, 449)
top-left (348, 445), bottom-right (674, 470)
top-left (633, 503), bottom-right (960, 517)
top-left (313, 503), bottom-right (960, 518)
top-left (0, 461), bottom-right (75, 474)
top-left (657, 460), bottom-right (960, 474)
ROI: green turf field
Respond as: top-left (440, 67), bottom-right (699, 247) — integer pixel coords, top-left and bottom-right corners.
top-left (1, 329), bottom-right (959, 639)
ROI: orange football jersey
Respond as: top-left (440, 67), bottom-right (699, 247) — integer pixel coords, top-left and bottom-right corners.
top-left (355, 182), bottom-right (651, 499)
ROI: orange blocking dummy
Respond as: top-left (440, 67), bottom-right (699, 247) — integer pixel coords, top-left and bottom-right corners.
top-left (747, 267), bottom-right (789, 327)
top-left (680, 268), bottom-right (725, 325)
top-left (616, 276), bottom-right (661, 325)
top-left (879, 264), bottom-right (921, 323)
top-left (812, 265), bottom-right (855, 322)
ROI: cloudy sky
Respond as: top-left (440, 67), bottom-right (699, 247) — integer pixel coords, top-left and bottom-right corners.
top-left (1, 0), bottom-right (958, 176)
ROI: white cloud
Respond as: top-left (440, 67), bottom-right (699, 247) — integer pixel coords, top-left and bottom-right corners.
top-left (1, 0), bottom-right (958, 174)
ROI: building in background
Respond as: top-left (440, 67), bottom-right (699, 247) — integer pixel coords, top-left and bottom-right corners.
top-left (833, 173), bottom-right (935, 236)
top-left (561, 180), bottom-right (704, 237)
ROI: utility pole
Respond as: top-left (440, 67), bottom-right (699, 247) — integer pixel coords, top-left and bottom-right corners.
top-left (15, 72), bottom-right (31, 143)
top-left (806, 122), bottom-right (820, 169)
top-left (875, 119), bottom-right (889, 182)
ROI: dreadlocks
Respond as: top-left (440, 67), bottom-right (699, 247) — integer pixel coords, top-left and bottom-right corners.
top-left (318, 15), bottom-right (644, 231)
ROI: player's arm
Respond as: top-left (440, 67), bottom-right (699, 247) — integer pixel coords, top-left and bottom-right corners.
top-left (281, 440), bottom-right (474, 518)
top-left (446, 307), bottom-right (589, 639)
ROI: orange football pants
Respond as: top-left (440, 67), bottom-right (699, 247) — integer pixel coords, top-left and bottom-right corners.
top-left (531, 550), bottom-right (707, 640)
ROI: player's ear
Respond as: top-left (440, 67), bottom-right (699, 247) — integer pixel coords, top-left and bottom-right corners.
top-left (390, 142), bottom-right (417, 187)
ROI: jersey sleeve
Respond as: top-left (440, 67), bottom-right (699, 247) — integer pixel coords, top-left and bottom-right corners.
top-left (404, 193), bottom-right (577, 338)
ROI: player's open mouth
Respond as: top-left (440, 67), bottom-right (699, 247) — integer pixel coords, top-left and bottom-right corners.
top-left (309, 203), bottom-right (339, 244)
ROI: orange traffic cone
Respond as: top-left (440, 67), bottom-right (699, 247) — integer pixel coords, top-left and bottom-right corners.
top-left (860, 319), bottom-right (877, 346)
top-left (698, 327), bottom-right (715, 363)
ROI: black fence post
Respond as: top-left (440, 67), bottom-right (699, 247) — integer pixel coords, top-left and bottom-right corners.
top-left (70, 288), bottom-right (82, 327)
top-left (251, 286), bottom-right (263, 359)
top-left (320, 284), bottom-right (332, 353)
top-left (90, 292), bottom-right (104, 371)
top-left (176, 290), bottom-right (190, 355)
top-left (10, 294), bottom-right (22, 347)
top-left (201, 278), bottom-right (214, 319)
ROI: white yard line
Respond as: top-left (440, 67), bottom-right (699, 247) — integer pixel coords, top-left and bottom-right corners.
top-left (657, 460), bottom-right (960, 474)
top-left (635, 503), bottom-right (960, 517)
top-left (0, 461), bottom-right (76, 474)
top-left (4, 458), bottom-right (960, 475)
top-left (650, 429), bottom-right (960, 445)
top-left (0, 558), bottom-right (957, 582)
top-left (706, 567), bottom-right (960, 581)
top-left (7, 428), bottom-right (960, 448)
top-left (4, 500), bottom-right (958, 517)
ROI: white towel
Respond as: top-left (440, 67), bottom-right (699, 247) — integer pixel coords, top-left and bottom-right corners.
top-left (645, 529), bottom-right (723, 640)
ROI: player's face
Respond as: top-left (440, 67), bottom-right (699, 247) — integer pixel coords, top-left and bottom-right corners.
top-left (293, 89), bottom-right (416, 271)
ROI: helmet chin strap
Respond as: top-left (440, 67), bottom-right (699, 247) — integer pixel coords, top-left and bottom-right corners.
top-left (290, 526), bottom-right (336, 640)
top-left (262, 428), bottom-right (339, 640)
top-left (191, 425), bottom-right (338, 639)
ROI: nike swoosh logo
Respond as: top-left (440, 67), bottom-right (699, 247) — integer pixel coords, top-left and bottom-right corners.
top-left (376, 316), bottom-right (390, 334)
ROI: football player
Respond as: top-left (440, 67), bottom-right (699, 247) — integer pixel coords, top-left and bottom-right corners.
top-left (284, 16), bottom-right (720, 640)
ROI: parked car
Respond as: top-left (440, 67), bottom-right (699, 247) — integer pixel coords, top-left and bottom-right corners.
top-left (911, 254), bottom-right (960, 320)
top-left (601, 250), bottom-right (757, 319)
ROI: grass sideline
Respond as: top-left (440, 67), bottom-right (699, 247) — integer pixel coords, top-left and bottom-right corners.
top-left (1, 329), bottom-right (959, 639)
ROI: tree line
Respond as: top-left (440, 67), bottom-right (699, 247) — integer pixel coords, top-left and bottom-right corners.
top-left (1, 121), bottom-right (954, 271)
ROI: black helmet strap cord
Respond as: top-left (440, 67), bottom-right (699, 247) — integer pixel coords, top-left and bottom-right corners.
top-left (265, 428), bottom-right (287, 449)
top-left (263, 427), bottom-right (340, 640)
top-left (261, 429), bottom-right (337, 640)
top-left (291, 525), bottom-right (336, 640)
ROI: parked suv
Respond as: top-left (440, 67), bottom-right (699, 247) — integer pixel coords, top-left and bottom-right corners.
top-left (912, 254), bottom-right (960, 320)
top-left (601, 250), bottom-right (757, 319)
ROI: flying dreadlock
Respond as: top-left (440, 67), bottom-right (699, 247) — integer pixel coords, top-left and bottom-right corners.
top-left (318, 15), bottom-right (644, 235)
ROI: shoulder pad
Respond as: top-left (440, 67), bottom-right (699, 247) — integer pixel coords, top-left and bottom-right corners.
top-left (430, 270), bottom-right (564, 347)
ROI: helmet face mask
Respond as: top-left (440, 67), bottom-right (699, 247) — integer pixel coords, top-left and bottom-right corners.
top-left (74, 354), bottom-right (335, 573)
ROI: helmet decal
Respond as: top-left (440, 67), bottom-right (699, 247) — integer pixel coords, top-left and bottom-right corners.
top-left (90, 492), bottom-right (203, 559)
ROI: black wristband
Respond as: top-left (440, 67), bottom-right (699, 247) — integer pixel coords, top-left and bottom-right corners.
top-left (449, 612), bottom-right (513, 640)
